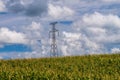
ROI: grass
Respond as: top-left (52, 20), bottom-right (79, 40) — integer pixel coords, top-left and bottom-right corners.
top-left (0, 53), bottom-right (120, 80)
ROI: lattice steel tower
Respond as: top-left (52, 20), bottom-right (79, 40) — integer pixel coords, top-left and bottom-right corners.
top-left (49, 22), bottom-right (59, 57)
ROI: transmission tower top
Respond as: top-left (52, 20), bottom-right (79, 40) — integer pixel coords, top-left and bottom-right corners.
top-left (50, 22), bottom-right (58, 26)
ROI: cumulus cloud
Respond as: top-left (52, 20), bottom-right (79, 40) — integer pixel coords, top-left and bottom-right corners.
top-left (0, 27), bottom-right (28, 44)
top-left (4, 0), bottom-right (48, 16)
top-left (59, 31), bottom-right (103, 55)
top-left (111, 48), bottom-right (120, 53)
top-left (71, 12), bottom-right (120, 53)
top-left (0, 0), bottom-right (6, 11)
top-left (82, 12), bottom-right (120, 28)
top-left (21, 21), bottom-right (50, 56)
top-left (0, 56), bottom-right (3, 59)
top-left (48, 4), bottom-right (74, 19)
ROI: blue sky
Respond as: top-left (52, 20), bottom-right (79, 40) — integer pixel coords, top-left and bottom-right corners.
top-left (0, 44), bottom-right (31, 52)
top-left (0, 0), bottom-right (120, 59)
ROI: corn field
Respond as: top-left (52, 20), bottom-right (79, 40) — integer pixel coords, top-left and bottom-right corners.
top-left (0, 54), bottom-right (120, 80)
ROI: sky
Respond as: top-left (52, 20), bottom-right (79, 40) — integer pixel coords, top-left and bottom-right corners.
top-left (0, 0), bottom-right (120, 59)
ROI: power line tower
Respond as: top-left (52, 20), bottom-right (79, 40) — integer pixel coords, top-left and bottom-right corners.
top-left (49, 22), bottom-right (59, 57)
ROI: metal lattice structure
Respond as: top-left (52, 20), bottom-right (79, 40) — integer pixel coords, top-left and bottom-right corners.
top-left (49, 22), bottom-right (59, 57)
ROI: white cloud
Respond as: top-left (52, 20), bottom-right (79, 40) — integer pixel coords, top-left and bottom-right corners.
top-left (0, 27), bottom-right (28, 44)
top-left (22, 21), bottom-right (50, 56)
top-left (26, 21), bottom-right (42, 30)
top-left (61, 45), bottom-right (68, 56)
top-left (24, 21), bottom-right (43, 43)
top-left (82, 12), bottom-right (120, 28)
top-left (20, 0), bottom-right (33, 6)
top-left (86, 27), bottom-right (106, 36)
top-left (0, 0), bottom-right (6, 11)
top-left (72, 12), bottom-right (120, 53)
top-left (111, 48), bottom-right (120, 53)
top-left (62, 31), bottom-right (81, 41)
top-left (48, 4), bottom-right (74, 19)
top-left (0, 56), bottom-right (3, 59)
top-left (59, 31), bottom-right (102, 55)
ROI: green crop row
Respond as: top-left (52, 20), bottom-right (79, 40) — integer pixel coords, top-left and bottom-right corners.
top-left (0, 54), bottom-right (120, 80)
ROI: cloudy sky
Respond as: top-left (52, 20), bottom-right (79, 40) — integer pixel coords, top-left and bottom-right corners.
top-left (0, 0), bottom-right (120, 59)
